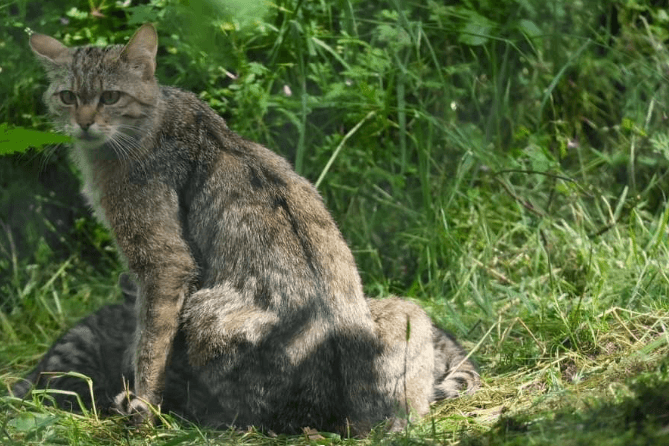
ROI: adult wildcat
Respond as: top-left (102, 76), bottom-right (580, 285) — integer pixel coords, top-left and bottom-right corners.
top-left (28, 24), bottom-right (479, 435)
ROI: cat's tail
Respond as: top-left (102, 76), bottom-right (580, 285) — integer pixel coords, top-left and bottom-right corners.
top-left (431, 327), bottom-right (480, 401)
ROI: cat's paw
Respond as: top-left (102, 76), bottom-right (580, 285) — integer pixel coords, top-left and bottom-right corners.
top-left (113, 390), bottom-right (155, 426)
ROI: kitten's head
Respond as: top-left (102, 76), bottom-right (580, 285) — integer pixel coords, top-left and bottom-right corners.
top-left (30, 24), bottom-right (160, 157)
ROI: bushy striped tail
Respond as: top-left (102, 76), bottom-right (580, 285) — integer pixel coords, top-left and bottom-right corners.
top-left (431, 327), bottom-right (480, 401)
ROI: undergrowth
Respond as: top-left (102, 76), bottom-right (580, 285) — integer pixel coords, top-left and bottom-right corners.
top-left (1, 0), bottom-right (669, 444)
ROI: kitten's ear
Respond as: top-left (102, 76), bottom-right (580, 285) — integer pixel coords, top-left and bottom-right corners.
top-left (29, 33), bottom-right (71, 66)
top-left (121, 24), bottom-right (158, 80)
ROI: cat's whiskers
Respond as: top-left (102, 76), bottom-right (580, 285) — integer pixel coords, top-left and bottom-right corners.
top-left (112, 128), bottom-right (146, 158)
top-left (39, 143), bottom-right (60, 173)
top-left (106, 136), bottom-right (130, 160)
top-left (117, 126), bottom-right (153, 161)
top-left (115, 123), bottom-right (146, 140)
top-left (108, 135), bottom-right (139, 163)
top-left (109, 131), bottom-right (151, 181)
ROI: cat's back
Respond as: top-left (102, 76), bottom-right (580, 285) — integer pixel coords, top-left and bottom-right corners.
top-left (161, 85), bottom-right (380, 433)
top-left (156, 87), bottom-right (366, 305)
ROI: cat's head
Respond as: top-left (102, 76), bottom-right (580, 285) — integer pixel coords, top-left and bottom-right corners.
top-left (30, 24), bottom-right (160, 156)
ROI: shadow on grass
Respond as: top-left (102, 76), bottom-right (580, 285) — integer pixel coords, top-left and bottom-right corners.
top-left (461, 360), bottom-right (669, 446)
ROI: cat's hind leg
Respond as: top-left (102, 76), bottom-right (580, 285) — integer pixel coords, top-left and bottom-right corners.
top-left (366, 296), bottom-right (480, 429)
top-left (366, 297), bottom-right (436, 423)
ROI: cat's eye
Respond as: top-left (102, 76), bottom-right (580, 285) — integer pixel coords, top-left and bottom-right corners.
top-left (100, 90), bottom-right (121, 105)
top-left (59, 90), bottom-right (77, 105)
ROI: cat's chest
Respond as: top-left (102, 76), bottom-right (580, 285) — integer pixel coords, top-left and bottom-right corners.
top-left (81, 181), bottom-right (108, 226)
top-left (70, 145), bottom-right (114, 228)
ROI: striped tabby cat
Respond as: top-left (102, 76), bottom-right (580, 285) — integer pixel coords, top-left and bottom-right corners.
top-left (26, 24), bottom-right (479, 435)
top-left (12, 274), bottom-right (216, 422)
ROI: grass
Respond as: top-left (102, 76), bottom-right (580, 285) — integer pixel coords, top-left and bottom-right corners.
top-left (2, 0), bottom-right (669, 444)
top-left (1, 183), bottom-right (667, 445)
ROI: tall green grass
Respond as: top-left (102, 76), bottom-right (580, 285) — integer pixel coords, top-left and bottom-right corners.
top-left (2, 0), bottom-right (669, 444)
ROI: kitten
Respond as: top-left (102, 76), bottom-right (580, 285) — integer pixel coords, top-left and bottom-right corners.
top-left (13, 274), bottom-right (479, 431)
top-left (11, 274), bottom-right (218, 423)
top-left (10, 275), bottom-right (137, 413)
top-left (28, 24), bottom-right (479, 435)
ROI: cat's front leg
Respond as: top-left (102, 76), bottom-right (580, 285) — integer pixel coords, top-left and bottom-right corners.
top-left (104, 180), bottom-right (198, 424)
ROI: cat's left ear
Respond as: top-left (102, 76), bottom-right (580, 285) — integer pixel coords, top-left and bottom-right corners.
top-left (30, 33), bottom-right (71, 66)
top-left (121, 24), bottom-right (158, 80)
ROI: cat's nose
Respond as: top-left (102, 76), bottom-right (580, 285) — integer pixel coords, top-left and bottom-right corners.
top-left (76, 105), bottom-right (96, 131)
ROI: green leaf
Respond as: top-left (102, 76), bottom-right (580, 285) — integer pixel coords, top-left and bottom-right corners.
top-left (519, 19), bottom-right (542, 39)
top-left (458, 12), bottom-right (493, 46)
top-left (525, 144), bottom-right (558, 171)
top-left (7, 412), bottom-right (58, 432)
top-left (127, 4), bottom-right (160, 26)
top-left (0, 123), bottom-right (71, 156)
top-left (650, 132), bottom-right (669, 162)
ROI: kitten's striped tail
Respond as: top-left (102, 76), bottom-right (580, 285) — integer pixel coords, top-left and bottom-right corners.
top-left (431, 327), bottom-right (480, 401)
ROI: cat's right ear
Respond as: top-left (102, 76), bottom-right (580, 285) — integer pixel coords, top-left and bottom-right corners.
top-left (29, 33), bottom-right (71, 66)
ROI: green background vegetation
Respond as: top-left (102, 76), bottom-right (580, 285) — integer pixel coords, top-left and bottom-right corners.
top-left (1, 0), bottom-right (668, 444)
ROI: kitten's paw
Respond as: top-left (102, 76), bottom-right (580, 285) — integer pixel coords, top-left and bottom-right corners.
top-left (113, 390), bottom-right (155, 426)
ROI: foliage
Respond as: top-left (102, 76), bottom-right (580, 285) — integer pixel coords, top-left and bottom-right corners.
top-left (0, 123), bottom-right (71, 156)
top-left (1, 0), bottom-right (669, 444)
